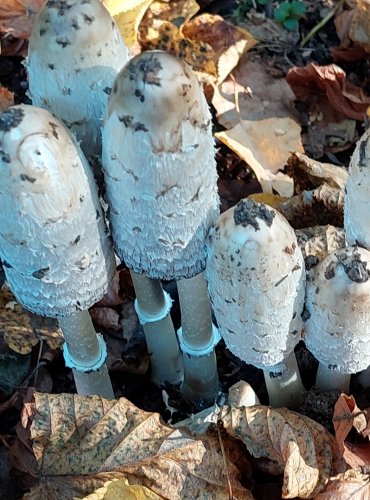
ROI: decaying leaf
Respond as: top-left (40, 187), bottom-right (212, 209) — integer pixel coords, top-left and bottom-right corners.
top-left (286, 63), bottom-right (370, 121)
top-left (295, 225), bottom-right (345, 263)
top-left (0, 86), bottom-right (14, 112)
top-left (10, 392), bottom-right (253, 499)
top-left (103, 0), bottom-right (153, 48)
top-left (0, 285), bottom-right (62, 354)
top-left (216, 117), bottom-right (303, 196)
top-left (0, 0), bottom-right (45, 39)
top-left (219, 405), bottom-right (336, 498)
top-left (314, 469), bottom-right (370, 499)
top-left (212, 59), bottom-right (299, 130)
top-left (348, 0), bottom-right (370, 52)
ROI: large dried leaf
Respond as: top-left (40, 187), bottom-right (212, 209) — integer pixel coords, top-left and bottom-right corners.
top-left (349, 0), bottom-right (370, 52)
top-left (212, 59), bottom-right (299, 130)
top-left (10, 392), bottom-right (252, 500)
top-left (286, 63), bottom-right (370, 121)
top-left (220, 405), bottom-right (337, 498)
top-left (81, 478), bottom-right (162, 499)
top-left (295, 225), bottom-right (345, 263)
top-left (216, 117), bottom-right (303, 196)
top-left (314, 470), bottom-right (370, 499)
top-left (103, 0), bottom-right (153, 48)
top-left (0, 285), bottom-right (62, 354)
top-left (0, 0), bottom-right (45, 39)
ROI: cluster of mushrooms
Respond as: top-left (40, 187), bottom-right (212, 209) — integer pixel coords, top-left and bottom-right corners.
top-left (0, 0), bottom-right (369, 409)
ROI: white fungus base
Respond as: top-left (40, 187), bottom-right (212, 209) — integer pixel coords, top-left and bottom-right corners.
top-left (0, 105), bottom-right (115, 317)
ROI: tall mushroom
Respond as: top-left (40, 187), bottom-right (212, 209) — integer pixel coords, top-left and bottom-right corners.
top-left (26, 0), bottom-right (129, 159)
top-left (206, 199), bottom-right (306, 408)
top-left (102, 50), bottom-right (220, 405)
top-left (305, 246), bottom-right (370, 392)
top-left (0, 105), bottom-right (115, 398)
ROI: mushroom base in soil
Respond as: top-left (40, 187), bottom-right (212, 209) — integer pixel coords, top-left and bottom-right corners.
top-left (130, 271), bottom-right (183, 387)
top-left (304, 245), bottom-right (370, 392)
top-left (0, 105), bottom-right (115, 398)
top-left (205, 199), bottom-right (306, 408)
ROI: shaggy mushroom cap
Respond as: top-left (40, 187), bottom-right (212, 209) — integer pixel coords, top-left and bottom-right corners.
top-left (305, 245), bottom-right (370, 373)
top-left (27, 0), bottom-right (129, 156)
top-left (103, 50), bottom-right (219, 280)
top-left (205, 199), bottom-right (305, 369)
top-left (0, 105), bottom-right (115, 317)
top-left (344, 128), bottom-right (370, 248)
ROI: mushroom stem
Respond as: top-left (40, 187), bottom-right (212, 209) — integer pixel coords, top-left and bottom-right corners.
top-left (176, 272), bottom-right (220, 406)
top-left (58, 310), bottom-right (114, 398)
top-left (315, 363), bottom-right (350, 392)
top-left (263, 351), bottom-right (304, 408)
top-left (130, 271), bottom-right (183, 387)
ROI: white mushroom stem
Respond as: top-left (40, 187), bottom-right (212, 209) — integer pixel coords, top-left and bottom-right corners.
top-left (176, 272), bottom-right (220, 404)
top-left (315, 363), bottom-right (350, 393)
top-left (130, 271), bottom-right (183, 386)
top-left (59, 311), bottom-right (114, 398)
top-left (263, 351), bottom-right (304, 408)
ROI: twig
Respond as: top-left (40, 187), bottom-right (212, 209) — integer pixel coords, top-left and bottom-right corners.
top-left (300, 0), bottom-right (345, 48)
top-left (217, 420), bottom-right (234, 500)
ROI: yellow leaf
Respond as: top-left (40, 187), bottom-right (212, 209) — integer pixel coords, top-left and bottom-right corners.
top-left (80, 478), bottom-right (162, 500)
top-left (248, 193), bottom-right (287, 209)
top-left (103, 0), bottom-right (153, 47)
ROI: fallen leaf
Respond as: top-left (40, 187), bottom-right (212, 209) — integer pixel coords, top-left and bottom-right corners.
top-left (295, 225), bottom-right (346, 263)
top-left (0, 285), bottom-right (63, 354)
top-left (0, 0), bottom-right (45, 39)
top-left (0, 352), bottom-right (30, 394)
top-left (90, 307), bottom-right (121, 332)
top-left (0, 86), bottom-right (14, 112)
top-left (212, 58), bottom-right (299, 130)
top-left (349, 0), bottom-right (370, 52)
top-left (10, 391), bottom-right (253, 499)
top-left (220, 405), bottom-right (336, 498)
top-left (182, 13), bottom-right (257, 83)
top-left (314, 469), bottom-right (370, 499)
top-left (216, 117), bottom-right (303, 196)
top-left (103, 0), bottom-right (153, 48)
top-left (81, 477), bottom-right (162, 500)
top-left (286, 63), bottom-right (370, 121)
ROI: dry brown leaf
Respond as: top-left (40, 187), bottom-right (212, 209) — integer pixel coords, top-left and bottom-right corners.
top-left (295, 225), bottom-right (345, 263)
top-left (220, 405), bottom-right (336, 498)
top-left (0, 285), bottom-right (62, 354)
top-left (287, 152), bottom-right (348, 194)
top-left (286, 63), bottom-right (370, 121)
top-left (349, 0), bottom-right (370, 52)
top-left (212, 59), bottom-right (299, 130)
top-left (11, 391), bottom-right (253, 500)
top-left (0, 0), bottom-right (45, 39)
top-left (0, 86), bottom-right (14, 111)
top-left (90, 307), bottom-right (121, 332)
top-left (216, 117), bottom-right (303, 196)
top-left (314, 469), bottom-right (370, 499)
top-left (81, 477), bottom-right (162, 500)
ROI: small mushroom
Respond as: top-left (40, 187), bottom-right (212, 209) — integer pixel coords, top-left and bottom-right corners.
top-left (26, 0), bottom-right (129, 159)
top-left (102, 50), bottom-right (220, 404)
top-left (0, 105), bottom-right (115, 398)
top-left (206, 199), bottom-right (306, 408)
top-left (305, 245), bottom-right (370, 392)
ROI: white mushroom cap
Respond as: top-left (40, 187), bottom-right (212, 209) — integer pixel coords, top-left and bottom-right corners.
top-left (102, 50), bottom-right (219, 280)
top-left (344, 128), bottom-right (370, 247)
top-left (205, 199), bottom-right (305, 369)
top-left (305, 245), bottom-right (370, 373)
top-left (0, 105), bottom-right (115, 317)
top-left (26, 0), bottom-right (129, 157)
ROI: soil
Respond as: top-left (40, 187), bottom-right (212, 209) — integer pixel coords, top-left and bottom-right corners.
top-left (1, 1), bottom-right (370, 499)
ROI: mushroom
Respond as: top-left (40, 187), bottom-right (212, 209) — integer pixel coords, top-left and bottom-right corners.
top-left (0, 105), bottom-right (115, 398)
top-left (205, 199), bottom-right (306, 408)
top-left (305, 246), bottom-right (370, 392)
top-left (26, 0), bottom-right (129, 160)
top-left (102, 50), bottom-right (220, 404)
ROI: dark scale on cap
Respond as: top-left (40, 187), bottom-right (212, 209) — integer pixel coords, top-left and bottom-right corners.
top-left (337, 249), bottom-right (370, 283)
top-left (128, 54), bottom-right (163, 87)
top-left (32, 267), bottom-right (50, 279)
top-left (358, 137), bottom-right (369, 170)
top-left (0, 108), bottom-right (24, 132)
top-left (233, 199), bottom-right (275, 231)
top-left (324, 263), bottom-right (335, 280)
top-left (83, 13), bottom-right (94, 24)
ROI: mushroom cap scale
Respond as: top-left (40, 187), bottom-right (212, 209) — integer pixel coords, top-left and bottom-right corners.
top-left (344, 128), bottom-right (370, 248)
top-left (26, 0), bottom-right (129, 157)
top-left (102, 51), bottom-right (219, 280)
top-left (205, 199), bottom-right (305, 369)
top-left (0, 105), bottom-right (115, 317)
top-left (305, 245), bottom-right (370, 373)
